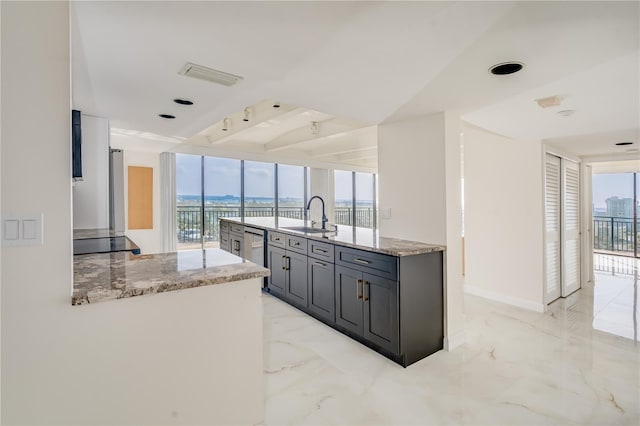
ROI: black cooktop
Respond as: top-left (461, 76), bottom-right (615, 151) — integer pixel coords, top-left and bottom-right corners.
top-left (73, 236), bottom-right (141, 256)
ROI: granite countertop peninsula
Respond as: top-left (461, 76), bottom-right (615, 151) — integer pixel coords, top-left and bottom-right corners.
top-left (73, 248), bottom-right (270, 305)
top-left (226, 217), bottom-right (446, 256)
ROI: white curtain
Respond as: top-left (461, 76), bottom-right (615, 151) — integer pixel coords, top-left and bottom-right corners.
top-left (160, 152), bottom-right (177, 252)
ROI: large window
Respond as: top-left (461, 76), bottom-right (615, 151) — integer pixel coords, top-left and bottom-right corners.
top-left (592, 172), bottom-right (639, 257)
top-left (203, 157), bottom-right (241, 248)
top-left (334, 170), bottom-right (354, 226)
top-left (334, 170), bottom-right (377, 229)
top-left (244, 161), bottom-right (275, 218)
top-left (176, 156), bottom-right (310, 250)
top-left (176, 154), bottom-right (203, 250)
top-left (277, 164), bottom-right (307, 219)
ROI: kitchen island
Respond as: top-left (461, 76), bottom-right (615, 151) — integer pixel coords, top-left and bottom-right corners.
top-left (71, 246), bottom-right (269, 424)
top-left (220, 217), bottom-right (446, 367)
top-left (73, 248), bottom-right (269, 305)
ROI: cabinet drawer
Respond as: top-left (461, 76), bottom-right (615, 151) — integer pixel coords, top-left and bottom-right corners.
top-left (286, 235), bottom-right (307, 255)
top-left (220, 220), bottom-right (229, 232)
top-left (336, 247), bottom-right (397, 280)
top-left (308, 239), bottom-right (334, 263)
top-left (219, 234), bottom-right (230, 252)
top-left (229, 223), bottom-right (244, 234)
top-left (268, 231), bottom-right (285, 248)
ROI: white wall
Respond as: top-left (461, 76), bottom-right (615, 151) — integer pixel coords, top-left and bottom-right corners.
top-left (378, 112), bottom-right (465, 350)
top-left (122, 150), bottom-right (163, 254)
top-left (72, 115), bottom-right (110, 229)
top-left (1, 3), bottom-right (263, 424)
top-left (463, 123), bottom-right (545, 311)
top-left (378, 113), bottom-right (447, 244)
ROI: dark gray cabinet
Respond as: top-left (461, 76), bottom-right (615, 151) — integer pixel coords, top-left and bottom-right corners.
top-left (362, 272), bottom-right (398, 354)
top-left (229, 231), bottom-right (243, 257)
top-left (335, 265), bottom-right (364, 335)
top-left (335, 265), bottom-right (399, 354)
top-left (307, 259), bottom-right (335, 323)
top-left (267, 245), bottom-right (286, 297)
top-left (220, 221), bottom-right (230, 252)
top-left (223, 218), bottom-right (443, 367)
top-left (267, 245), bottom-right (308, 308)
top-left (285, 251), bottom-right (308, 307)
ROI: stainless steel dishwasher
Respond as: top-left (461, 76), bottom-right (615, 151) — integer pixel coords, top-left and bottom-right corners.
top-left (243, 226), bottom-right (266, 287)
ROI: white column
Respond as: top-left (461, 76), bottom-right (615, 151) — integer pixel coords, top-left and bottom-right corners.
top-left (160, 152), bottom-right (177, 252)
top-left (443, 112), bottom-right (465, 350)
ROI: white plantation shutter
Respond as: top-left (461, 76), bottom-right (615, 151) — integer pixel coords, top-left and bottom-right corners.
top-left (545, 154), bottom-right (562, 303)
top-left (562, 160), bottom-right (581, 296)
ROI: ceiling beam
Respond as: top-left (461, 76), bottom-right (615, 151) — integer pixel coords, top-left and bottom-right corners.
top-left (336, 148), bottom-right (378, 162)
top-left (310, 126), bottom-right (378, 157)
top-left (264, 118), bottom-right (363, 152)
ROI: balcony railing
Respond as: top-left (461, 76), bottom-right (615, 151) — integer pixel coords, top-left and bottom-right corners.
top-left (177, 205), bottom-right (376, 244)
top-left (593, 216), bottom-right (639, 255)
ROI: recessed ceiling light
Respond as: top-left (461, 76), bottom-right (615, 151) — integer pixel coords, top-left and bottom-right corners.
top-left (158, 114), bottom-right (175, 119)
top-left (557, 109), bottom-right (575, 117)
top-left (615, 141), bottom-right (634, 146)
top-left (489, 61), bottom-right (524, 75)
top-left (173, 98), bottom-right (194, 106)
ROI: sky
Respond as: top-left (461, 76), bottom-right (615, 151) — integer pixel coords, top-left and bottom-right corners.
top-left (177, 154), bottom-right (375, 200)
top-left (592, 173), bottom-right (638, 209)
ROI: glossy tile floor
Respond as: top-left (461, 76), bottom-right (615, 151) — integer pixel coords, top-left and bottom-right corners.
top-left (263, 254), bottom-right (639, 425)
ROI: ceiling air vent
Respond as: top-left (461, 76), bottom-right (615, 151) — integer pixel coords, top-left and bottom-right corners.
top-left (179, 62), bottom-right (243, 87)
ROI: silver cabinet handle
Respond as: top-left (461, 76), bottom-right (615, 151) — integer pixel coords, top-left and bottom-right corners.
top-left (354, 258), bottom-right (371, 265)
top-left (356, 279), bottom-right (363, 300)
top-left (315, 248), bottom-right (327, 253)
top-left (363, 281), bottom-right (369, 302)
top-left (281, 255), bottom-right (286, 270)
top-left (313, 261), bottom-right (326, 267)
top-left (286, 256), bottom-right (290, 271)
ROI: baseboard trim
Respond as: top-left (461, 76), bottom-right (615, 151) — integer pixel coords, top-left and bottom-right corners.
top-left (464, 284), bottom-right (544, 313)
top-left (444, 331), bottom-right (465, 351)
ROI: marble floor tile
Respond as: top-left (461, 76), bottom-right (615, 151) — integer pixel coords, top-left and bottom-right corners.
top-left (263, 254), bottom-right (639, 425)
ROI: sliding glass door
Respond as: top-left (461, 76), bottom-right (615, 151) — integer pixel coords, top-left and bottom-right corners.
top-left (334, 170), bottom-right (378, 229)
top-left (592, 172), bottom-right (639, 257)
top-left (176, 154), bottom-right (203, 250)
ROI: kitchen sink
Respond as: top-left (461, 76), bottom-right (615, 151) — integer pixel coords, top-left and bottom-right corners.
top-left (282, 226), bottom-right (335, 234)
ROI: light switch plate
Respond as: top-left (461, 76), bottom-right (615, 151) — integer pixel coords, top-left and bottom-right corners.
top-left (380, 208), bottom-right (392, 220)
top-left (2, 214), bottom-right (44, 247)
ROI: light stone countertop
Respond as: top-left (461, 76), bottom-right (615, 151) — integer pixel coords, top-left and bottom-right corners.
top-left (73, 248), bottom-right (270, 305)
top-left (225, 217), bottom-right (446, 256)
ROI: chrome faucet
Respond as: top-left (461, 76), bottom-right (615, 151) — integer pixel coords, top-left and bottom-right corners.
top-left (306, 196), bottom-right (328, 230)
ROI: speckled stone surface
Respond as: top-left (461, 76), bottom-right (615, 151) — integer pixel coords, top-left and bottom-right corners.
top-left (73, 248), bottom-right (270, 305)
top-left (224, 217), bottom-right (446, 256)
top-left (73, 228), bottom-right (124, 239)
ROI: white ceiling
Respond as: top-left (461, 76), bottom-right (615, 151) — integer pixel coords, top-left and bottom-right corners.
top-left (71, 1), bottom-right (639, 167)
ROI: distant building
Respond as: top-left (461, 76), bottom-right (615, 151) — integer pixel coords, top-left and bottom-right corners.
top-left (605, 196), bottom-right (634, 217)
